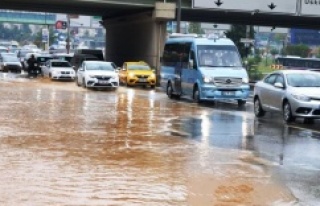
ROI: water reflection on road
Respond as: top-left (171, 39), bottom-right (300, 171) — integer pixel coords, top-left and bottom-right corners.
top-left (0, 77), bottom-right (312, 205)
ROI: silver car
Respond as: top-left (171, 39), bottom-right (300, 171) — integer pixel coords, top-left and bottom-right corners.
top-left (253, 70), bottom-right (320, 124)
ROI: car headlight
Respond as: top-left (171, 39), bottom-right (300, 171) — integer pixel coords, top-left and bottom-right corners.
top-left (128, 73), bottom-right (135, 78)
top-left (89, 75), bottom-right (96, 78)
top-left (202, 76), bottom-right (212, 83)
top-left (242, 77), bottom-right (249, 84)
top-left (291, 93), bottom-right (311, 102)
top-left (150, 73), bottom-right (156, 78)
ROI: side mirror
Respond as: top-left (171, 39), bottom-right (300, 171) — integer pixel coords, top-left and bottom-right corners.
top-left (78, 68), bottom-right (84, 72)
top-left (189, 59), bottom-right (194, 68)
top-left (274, 82), bottom-right (284, 88)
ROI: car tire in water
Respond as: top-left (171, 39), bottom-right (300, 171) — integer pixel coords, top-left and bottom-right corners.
top-left (82, 78), bottom-right (86, 88)
top-left (238, 100), bottom-right (246, 107)
top-left (283, 101), bottom-right (295, 123)
top-left (166, 83), bottom-right (174, 99)
top-left (193, 86), bottom-right (202, 103)
top-left (76, 77), bottom-right (81, 87)
top-left (254, 97), bottom-right (265, 117)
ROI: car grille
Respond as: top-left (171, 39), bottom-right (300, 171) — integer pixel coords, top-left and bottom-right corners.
top-left (214, 77), bottom-right (242, 87)
top-left (94, 75), bottom-right (111, 80)
top-left (61, 71), bottom-right (71, 74)
top-left (136, 75), bottom-right (149, 78)
top-left (313, 110), bottom-right (320, 115)
top-left (7, 65), bottom-right (21, 70)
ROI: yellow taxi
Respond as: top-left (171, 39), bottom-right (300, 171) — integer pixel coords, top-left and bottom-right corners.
top-left (119, 61), bottom-right (156, 88)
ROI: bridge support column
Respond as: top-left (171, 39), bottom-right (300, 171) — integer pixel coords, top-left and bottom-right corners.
top-left (102, 3), bottom-right (175, 85)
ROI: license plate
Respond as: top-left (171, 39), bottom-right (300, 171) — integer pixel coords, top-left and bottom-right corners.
top-left (99, 80), bottom-right (108, 84)
top-left (222, 91), bottom-right (235, 96)
top-left (139, 78), bottom-right (147, 82)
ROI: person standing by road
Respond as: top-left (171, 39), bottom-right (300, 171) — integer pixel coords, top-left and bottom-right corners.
top-left (27, 54), bottom-right (36, 78)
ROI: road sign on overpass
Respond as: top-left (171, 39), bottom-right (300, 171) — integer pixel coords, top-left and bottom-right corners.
top-left (193, 0), bottom-right (297, 14)
top-left (300, 0), bottom-right (320, 16)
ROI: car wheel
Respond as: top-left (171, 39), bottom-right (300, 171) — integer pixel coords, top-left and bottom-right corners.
top-left (151, 85), bottom-right (155, 89)
top-left (303, 118), bottom-right (314, 124)
top-left (283, 102), bottom-right (295, 123)
top-left (193, 86), bottom-right (202, 103)
top-left (166, 82), bottom-right (174, 99)
top-left (76, 77), bottom-right (81, 87)
top-left (82, 78), bottom-right (86, 88)
top-left (254, 98), bottom-right (265, 117)
top-left (238, 100), bottom-right (246, 107)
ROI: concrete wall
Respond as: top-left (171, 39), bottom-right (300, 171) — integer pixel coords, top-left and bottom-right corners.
top-left (103, 12), bottom-right (167, 79)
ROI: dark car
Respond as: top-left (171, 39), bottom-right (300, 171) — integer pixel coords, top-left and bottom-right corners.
top-left (70, 54), bottom-right (100, 71)
top-left (0, 54), bottom-right (22, 73)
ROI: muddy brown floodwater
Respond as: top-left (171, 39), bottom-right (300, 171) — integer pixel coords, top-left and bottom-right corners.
top-left (0, 77), bottom-right (298, 206)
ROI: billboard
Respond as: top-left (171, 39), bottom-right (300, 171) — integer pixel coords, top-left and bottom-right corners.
top-left (193, 0), bottom-right (297, 14)
top-left (290, 28), bottom-right (320, 46)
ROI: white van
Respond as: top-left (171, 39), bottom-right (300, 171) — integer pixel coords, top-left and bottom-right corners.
top-left (160, 33), bottom-right (250, 106)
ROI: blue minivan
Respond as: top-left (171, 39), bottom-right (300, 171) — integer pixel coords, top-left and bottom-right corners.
top-left (160, 34), bottom-right (250, 106)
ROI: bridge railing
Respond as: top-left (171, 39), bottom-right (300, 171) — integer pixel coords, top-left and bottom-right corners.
top-left (0, 10), bottom-right (56, 25)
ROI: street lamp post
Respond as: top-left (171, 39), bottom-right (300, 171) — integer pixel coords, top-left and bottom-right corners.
top-left (66, 15), bottom-right (71, 54)
top-left (176, 0), bottom-right (181, 33)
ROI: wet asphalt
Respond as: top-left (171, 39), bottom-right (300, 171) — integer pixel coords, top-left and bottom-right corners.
top-left (0, 72), bottom-right (319, 205)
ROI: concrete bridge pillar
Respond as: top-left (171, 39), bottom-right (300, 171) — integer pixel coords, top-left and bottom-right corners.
top-left (101, 2), bottom-right (176, 83)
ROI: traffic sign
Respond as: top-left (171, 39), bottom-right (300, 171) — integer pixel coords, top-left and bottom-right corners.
top-left (68, 14), bottom-right (79, 19)
top-left (240, 38), bottom-right (255, 44)
top-left (55, 21), bottom-right (67, 30)
top-left (300, 0), bottom-right (320, 16)
top-left (193, 0), bottom-right (297, 14)
top-left (42, 28), bottom-right (49, 43)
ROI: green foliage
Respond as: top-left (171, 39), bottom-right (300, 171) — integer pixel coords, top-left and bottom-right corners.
top-left (225, 24), bottom-right (254, 58)
top-left (270, 48), bottom-right (279, 56)
top-left (34, 26), bottom-right (55, 49)
top-left (0, 23), bottom-right (35, 44)
top-left (188, 22), bottom-right (204, 34)
top-left (316, 48), bottom-right (320, 58)
top-left (285, 44), bottom-right (310, 58)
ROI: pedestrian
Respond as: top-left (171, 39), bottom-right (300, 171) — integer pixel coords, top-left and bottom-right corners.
top-left (27, 54), bottom-right (36, 78)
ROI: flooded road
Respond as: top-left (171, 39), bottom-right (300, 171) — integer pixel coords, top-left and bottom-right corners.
top-left (0, 73), bottom-right (319, 205)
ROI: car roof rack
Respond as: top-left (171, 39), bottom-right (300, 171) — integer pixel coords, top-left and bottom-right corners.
top-left (169, 33), bottom-right (198, 38)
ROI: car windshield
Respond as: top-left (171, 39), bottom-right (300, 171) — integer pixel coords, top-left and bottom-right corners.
top-left (286, 73), bottom-right (320, 87)
top-left (128, 65), bottom-right (150, 70)
top-left (51, 61), bottom-right (71, 67)
top-left (197, 45), bottom-right (242, 67)
top-left (3, 55), bottom-right (19, 62)
top-left (86, 62), bottom-right (114, 71)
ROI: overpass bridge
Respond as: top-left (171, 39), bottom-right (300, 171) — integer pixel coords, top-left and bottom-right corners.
top-left (1, 0), bottom-right (320, 73)
top-left (0, 10), bottom-right (55, 25)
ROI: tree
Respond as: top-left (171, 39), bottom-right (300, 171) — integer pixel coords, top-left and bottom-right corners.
top-left (270, 48), bottom-right (279, 56)
top-left (188, 22), bottom-right (204, 34)
top-left (285, 44), bottom-right (310, 58)
top-left (225, 24), bottom-right (254, 58)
